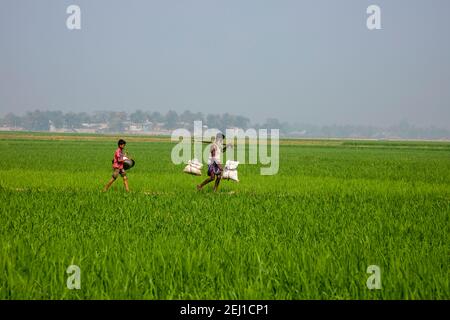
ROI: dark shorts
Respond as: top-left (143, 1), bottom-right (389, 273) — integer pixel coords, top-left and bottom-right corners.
top-left (112, 168), bottom-right (126, 179)
top-left (207, 162), bottom-right (222, 176)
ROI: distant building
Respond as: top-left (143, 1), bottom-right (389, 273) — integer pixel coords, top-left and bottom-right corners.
top-left (49, 120), bottom-right (69, 133)
top-left (0, 126), bottom-right (24, 131)
top-left (76, 123), bottom-right (108, 133)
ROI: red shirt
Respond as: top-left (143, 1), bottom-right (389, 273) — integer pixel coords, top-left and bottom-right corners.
top-left (113, 147), bottom-right (124, 169)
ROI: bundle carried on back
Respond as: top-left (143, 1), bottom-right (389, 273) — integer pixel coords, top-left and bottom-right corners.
top-left (184, 158), bottom-right (203, 176)
top-left (222, 160), bottom-right (239, 182)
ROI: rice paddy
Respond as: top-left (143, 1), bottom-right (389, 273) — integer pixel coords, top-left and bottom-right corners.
top-left (0, 133), bottom-right (449, 299)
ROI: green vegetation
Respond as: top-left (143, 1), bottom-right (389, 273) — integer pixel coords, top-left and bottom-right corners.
top-left (2, 109), bottom-right (450, 139)
top-left (0, 135), bottom-right (449, 299)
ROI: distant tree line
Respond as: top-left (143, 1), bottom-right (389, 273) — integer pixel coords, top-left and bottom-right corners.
top-left (0, 110), bottom-right (252, 133)
top-left (1, 110), bottom-right (449, 139)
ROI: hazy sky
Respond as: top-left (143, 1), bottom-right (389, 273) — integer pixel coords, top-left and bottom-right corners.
top-left (1, 0), bottom-right (449, 128)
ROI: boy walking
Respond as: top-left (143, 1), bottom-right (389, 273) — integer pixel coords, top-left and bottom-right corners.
top-left (103, 139), bottom-right (129, 192)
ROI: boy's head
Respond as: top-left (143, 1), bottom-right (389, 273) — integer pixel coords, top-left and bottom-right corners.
top-left (118, 139), bottom-right (126, 148)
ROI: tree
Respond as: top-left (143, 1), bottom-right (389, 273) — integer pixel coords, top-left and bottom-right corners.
top-left (206, 114), bottom-right (220, 130)
top-left (221, 113), bottom-right (234, 131)
top-left (235, 115), bottom-right (250, 129)
top-left (130, 110), bottom-right (146, 124)
top-left (22, 110), bottom-right (50, 131)
top-left (2, 113), bottom-right (22, 127)
top-left (164, 110), bottom-right (179, 129)
top-left (149, 111), bottom-right (163, 123)
top-left (193, 112), bottom-right (204, 123)
top-left (179, 110), bottom-right (204, 130)
top-left (47, 111), bottom-right (64, 128)
top-left (105, 112), bottom-right (127, 132)
top-left (64, 112), bottom-right (82, 129)
top-left (263, 118), bottom-right (282, 130)
top-left (180, 110), bottom-right (194, 123)
top-left (91, 111), bottom-right (110, 123)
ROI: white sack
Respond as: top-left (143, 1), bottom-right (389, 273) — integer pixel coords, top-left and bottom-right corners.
top-left (184, 159), bottom-right (203, 176)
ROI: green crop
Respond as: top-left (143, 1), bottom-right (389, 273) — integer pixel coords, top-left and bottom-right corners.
top-left (0, 135), bottom-right (449, 299)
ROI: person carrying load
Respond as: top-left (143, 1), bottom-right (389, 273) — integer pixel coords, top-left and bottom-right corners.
top-left (197, 132), bottom-right (231, 192)
top-left (103, 139), bottom-right (130, 192)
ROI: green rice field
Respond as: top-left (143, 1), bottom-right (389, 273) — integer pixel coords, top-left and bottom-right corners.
top-left (0, 132), bottom-right (449, 299)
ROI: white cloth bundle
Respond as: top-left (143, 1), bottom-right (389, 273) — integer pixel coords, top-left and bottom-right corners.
top-left (222, 160), bottom-right (239, 182)
top-left (183, 159), bottom-right (203, 176)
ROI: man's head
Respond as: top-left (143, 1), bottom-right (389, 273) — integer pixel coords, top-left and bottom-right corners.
top-left (216, 132), bottom-right (225, 144)
top-left (118, 139), bottom-right (126, 149)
